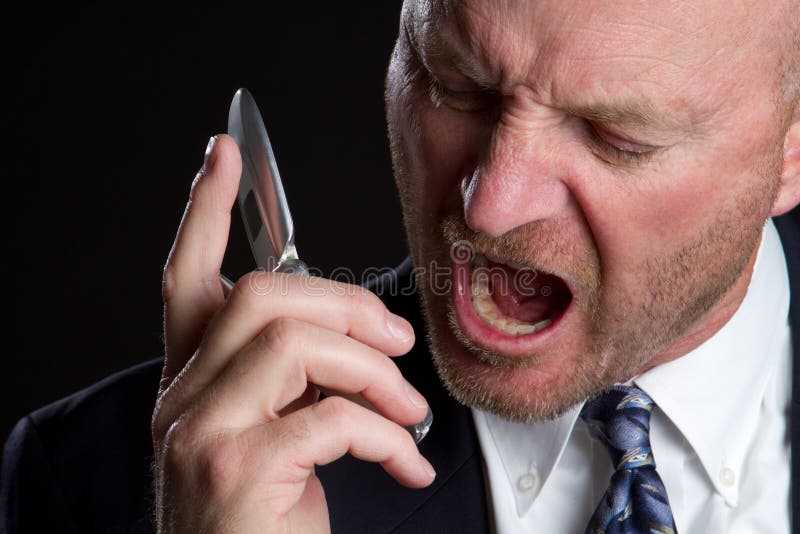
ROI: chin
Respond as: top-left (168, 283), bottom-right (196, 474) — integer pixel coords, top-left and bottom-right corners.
top-left (423, 305), bottom-right (600, 422)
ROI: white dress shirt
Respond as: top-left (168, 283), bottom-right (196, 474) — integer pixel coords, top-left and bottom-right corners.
top-left (472, 219), bottom-right (792, 533)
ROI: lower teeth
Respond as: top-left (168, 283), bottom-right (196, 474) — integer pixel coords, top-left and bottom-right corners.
top-left (470, 257), bottom-right (552, 335)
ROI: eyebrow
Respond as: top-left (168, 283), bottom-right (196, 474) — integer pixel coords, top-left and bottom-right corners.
top-left (409, 24), bottom-right (690, 130)
top-left (409, 25), bottom-right (496, 89)
top-left (564, 102), bottom-right (663, 126)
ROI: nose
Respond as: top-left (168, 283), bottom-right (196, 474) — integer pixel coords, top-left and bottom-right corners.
top-left (462, 121), bottom-right (574, 238)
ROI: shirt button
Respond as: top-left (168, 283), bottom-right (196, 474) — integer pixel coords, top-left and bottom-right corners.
top-left (719, 467), bottom-right (736, 487)
top-left (518, 471), bottom-right (540, 493)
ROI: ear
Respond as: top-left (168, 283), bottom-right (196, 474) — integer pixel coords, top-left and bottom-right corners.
top-left (771, 100), bottom-right (800, 216)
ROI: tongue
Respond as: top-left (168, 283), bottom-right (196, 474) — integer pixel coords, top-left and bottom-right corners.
top-left (488, 261), bottom-right (558, 324)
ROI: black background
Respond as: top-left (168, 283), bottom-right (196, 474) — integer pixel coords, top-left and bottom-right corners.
top-left (3, 3), bottom-right (407, 444)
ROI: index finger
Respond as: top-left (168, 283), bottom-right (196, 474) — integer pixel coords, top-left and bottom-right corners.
top-left (161, 135), bottom-right (241, 386)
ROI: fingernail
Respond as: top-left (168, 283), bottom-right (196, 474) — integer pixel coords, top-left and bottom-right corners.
top-left (404, 379), bottom-right (428, 409)
top-left (386, 311), bottom-right (413, 342)
top-left (204, 136), bottom-right (218, 169)
top-left (420, 456), bottom-right (436, 479)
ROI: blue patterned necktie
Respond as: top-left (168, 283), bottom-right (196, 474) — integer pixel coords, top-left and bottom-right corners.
top-left (580, 386), bottom-right (677, 534)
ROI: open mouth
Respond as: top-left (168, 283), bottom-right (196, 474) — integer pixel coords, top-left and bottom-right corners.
top-left (452, 251), bottom-right (573, 348)
top-left (469, 253), bottom-right (573, 334)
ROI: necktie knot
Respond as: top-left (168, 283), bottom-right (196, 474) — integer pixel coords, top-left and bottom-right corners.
top-left (580, 386), bottom-right (677, 533)
top-left (580, 386), bottom-right (656, 471)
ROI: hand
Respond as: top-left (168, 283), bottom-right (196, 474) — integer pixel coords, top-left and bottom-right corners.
top-left (152, 135), bottom-right (434, 533)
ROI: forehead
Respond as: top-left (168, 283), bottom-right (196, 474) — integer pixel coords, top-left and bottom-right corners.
top-left (405, 0), bottom-right (769, 118)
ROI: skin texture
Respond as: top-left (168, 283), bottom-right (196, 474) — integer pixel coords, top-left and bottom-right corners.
top-left (386, 0), bottom-right (800, 421)
top-left (153, 2), bottom-right (800, 532)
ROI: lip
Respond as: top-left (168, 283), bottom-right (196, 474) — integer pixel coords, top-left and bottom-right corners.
top-left (451, 255), bottom-right (573, 358)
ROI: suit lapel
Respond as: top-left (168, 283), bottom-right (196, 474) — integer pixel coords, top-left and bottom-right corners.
top-left (774, 209), bottom-right (800, 534)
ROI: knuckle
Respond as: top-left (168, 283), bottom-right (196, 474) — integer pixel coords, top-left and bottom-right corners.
top-left (376, 347), bottom-right (402, 373)
top-left (312, 396), bottom-right (352, 425)
top-left (160, 415), bottom-right (196, 469)
top-left (381, 420), bottom-right (417, 457)
top-left (151, 378), bottom-right (188, 443)
top-left (162, 420), bottom-right (244, 498)
top-left (363, 358), bottom-right (403, 396)
top-left (161, 261), bottom-right (179, 304)
top-left (228, 272), bottom-right (259, 305)
top-left (197, 436), bottom-right (244, 498)
top-left (162, 259), bottom-right (220, 308)
top-left (228, 270), bottom-right (274, 307)
top-left (396, 423), bottom-right (418, 450)
top-left (260, 317), bottom-right (306, 356)
top-left (346, 288), bottom-right (385, 322)
top-left (151, 402), bottom-right (171, 444)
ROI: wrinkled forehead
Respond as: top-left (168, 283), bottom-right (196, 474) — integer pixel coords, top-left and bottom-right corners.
top-left (403, 0), bottom-right (770, 108)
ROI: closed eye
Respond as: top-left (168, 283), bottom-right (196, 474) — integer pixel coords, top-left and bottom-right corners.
top-left (427, 75), bottom-right (500, 114)
top-left (587, 122), bottom-right (660, 165)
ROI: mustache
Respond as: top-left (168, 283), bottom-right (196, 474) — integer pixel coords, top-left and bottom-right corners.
top-left (439, 213), bottom-right (602, 297)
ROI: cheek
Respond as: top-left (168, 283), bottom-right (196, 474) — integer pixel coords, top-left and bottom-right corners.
top-left (592, 173), bottom-right (722, 280)
top-left (394, 88), bottom-right (489, 215)
top-left (584, 134), bottom-right (774, 283)
top-left (600, 93), bottom-right (782, 263)
top-left (421, 114), bottom-right (477, 206)
top-left (628, 166), bottom-right (723, 243)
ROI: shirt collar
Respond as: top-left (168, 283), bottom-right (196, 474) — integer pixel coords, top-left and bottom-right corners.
top-left (476, 404), bottom-right (582, 516)
top-left (634, 218), bottom-right (790, 506)
top-left (473, 218), bottom-right (790, 515)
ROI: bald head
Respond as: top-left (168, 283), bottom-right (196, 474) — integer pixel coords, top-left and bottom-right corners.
top-left (406, 0), bottom-right (800, 111)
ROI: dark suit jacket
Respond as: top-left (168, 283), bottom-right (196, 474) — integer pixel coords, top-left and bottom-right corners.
top-left (2, 209), bottom-right (799, 533)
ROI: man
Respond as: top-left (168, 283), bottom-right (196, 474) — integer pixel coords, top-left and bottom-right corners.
top-left (3, 1), bottom-right (800, 532)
